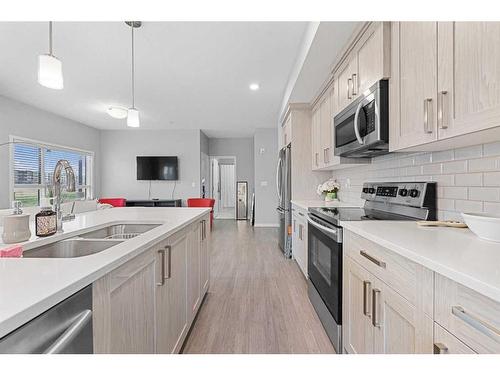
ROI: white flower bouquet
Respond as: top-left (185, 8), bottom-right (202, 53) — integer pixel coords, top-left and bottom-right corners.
top-left (317, 178), bottom-right (340, 201)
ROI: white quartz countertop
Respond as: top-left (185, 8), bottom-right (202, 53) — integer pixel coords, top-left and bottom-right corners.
top-left (0, 207), bottom-right (210, 338)
top-left (291, 200), bottom-right (360, 210)
top-left (340, 220), bottom-right (500, 304)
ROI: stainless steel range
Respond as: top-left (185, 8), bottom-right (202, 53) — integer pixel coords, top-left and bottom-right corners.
top-left (306, 181), bottom-right (436, 353)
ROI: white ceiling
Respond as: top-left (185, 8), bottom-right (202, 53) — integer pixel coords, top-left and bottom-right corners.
top-left (0, 22), bottom-right (308, 137)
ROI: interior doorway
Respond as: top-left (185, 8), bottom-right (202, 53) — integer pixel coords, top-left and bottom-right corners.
top-left (210, 156), bottom-right (236, 219)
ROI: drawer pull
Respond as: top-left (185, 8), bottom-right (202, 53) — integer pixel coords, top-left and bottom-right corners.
top-left (433, 343), bottom-right (448, 354)
top-left (452, 306), bottom-right (500, 343)
top-left (363, 280), bottom-right (372, 317)
top-left (372, 288), bottom-right (381, 327)
top-left (360, 250), bottom-right (386, 268)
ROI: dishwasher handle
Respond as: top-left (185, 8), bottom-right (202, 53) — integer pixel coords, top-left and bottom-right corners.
top-left (44, 309), bottom-right (92, 354)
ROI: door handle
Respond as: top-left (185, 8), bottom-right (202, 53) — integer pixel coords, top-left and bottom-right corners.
top-left (438, 91), bottom-right (448, 129)
top-left (353, 101), bottom-right (364, 145)
top-left (363, 280), bottom-right (372, 317)
top-left (424, 98), bottom-right (433, 134)
top-left (452, 306), bottom-right (500, 343)
top-left (165, 245), bottom-right (172, 280)
top-left (351, 73), bottom-right (358, 96)
top-left (433, 343), bottom-right (449, 354)
top-left (323, 148), bottom-right (329, 164)
top-left (360, 250), bottom-right (386, 268)
top-left (315, 152), bottom-right (319, 166)
top-left (372, 288), bottom-right (381, 327)
top-left (43, 310), bottom-right (92, 354)
top-left (347, 78), bottom-right (352, 100)
top-left (157, 249), bottom-right (166, 286)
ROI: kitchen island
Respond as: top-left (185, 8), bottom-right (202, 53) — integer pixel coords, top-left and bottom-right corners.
top-left (0, 207), bottom-right (210, 353)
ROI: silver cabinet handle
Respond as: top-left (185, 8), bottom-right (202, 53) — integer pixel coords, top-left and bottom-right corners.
top-left (424, 98), bottom-right (433, 134)
top-left (452, 306), bottom-right (500, 343)
top-left (298, 224), bottom-right (302, 240)
top-left (363, 280), bottom-right (372, 317)
top-left (433, 343), bottom-right (449, 354)
top-left (43, 310), bottom-right (92, 354)
top-left (372, 288), bottom-right (381, 327)
top-left (360, 250), bottom-right (386, 268)
top-left (347, 78), bottom-right (352, 100)
top-left (165, 245), bottom-right (172, 280)
top-left (298, 212), bottom-right (304, 217)
top-left (293, 219), bottom-right (296, 233)
top-left (438, 91), bottom-right (448, 129)
top-left (351, 73), bottom-right (358, 96)
top-left (315, 152), bottom-right (319, 166)
top-left (157, 249), bottom-right (166, 286)
top-left (323, 148), bottom-right (329, 164)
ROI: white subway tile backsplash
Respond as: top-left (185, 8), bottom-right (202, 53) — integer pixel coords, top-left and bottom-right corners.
top-left (483, 171), bottom-right (500, 186)
top-left (468, 187), bottom-right (500, 201)
top-left (332, 142), bottom-right (500, 220)
top-left (443, 187), bottom-right (468, 199)
top-left (455, 173), bottom-right (482, 187)
top-left (442, 160), bottom-right (467, 174)
top-left (483, 141), bottom-right (500, 157)
top-left (454, 145), bottom-right (482, 160)
top-left (468, 157), bottom-right (498, 172)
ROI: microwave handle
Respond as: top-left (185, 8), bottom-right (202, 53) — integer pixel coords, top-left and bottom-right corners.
top-left (353, 101), bottom-right (364, 145)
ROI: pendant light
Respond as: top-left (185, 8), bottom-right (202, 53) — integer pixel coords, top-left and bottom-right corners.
top-left (38, 21), bottom-right (64, 90)
top-left (126, 21), bottom-right (141, 128)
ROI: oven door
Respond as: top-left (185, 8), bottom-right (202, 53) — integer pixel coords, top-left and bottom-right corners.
top-left (307, 214), bottom-right (342, 324)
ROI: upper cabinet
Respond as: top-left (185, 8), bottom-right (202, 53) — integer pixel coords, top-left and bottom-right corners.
top-left (335, 22), bottom-right (391, 116)
top-left (391, 22), bottom-right (500, 152)
top-left (280, 115), bottom-right (292, 149)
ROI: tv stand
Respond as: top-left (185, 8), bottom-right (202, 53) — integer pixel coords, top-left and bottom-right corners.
top-left (125, 199), bottom-right (182, 207)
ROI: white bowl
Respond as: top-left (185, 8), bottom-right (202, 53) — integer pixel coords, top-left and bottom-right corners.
top-left (462, 213), bottom-right (500, 242)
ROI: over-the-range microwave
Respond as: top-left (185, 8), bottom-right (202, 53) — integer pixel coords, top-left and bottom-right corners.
top-left (334, 79), bottom-right (389, 158)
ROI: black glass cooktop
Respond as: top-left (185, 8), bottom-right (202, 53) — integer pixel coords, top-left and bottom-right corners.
top-left (309, 206), bottom-right (417, 226)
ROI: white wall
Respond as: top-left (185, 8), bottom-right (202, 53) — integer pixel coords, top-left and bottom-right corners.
top-left (331, 142), bottom-right (500, 221)
top-left (100, 129), bottom-right (201, 205)
top-left (254, 128), bottom-right (279, 226)
top-left (208, 137), bottom-right (255, 197)
top-left (0, 95), bottom-right (101, 208)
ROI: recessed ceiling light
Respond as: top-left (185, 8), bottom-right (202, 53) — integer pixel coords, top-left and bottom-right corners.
top-left (249, 83), bottom-right (260, 91)
top-left (107, 106), bottom-right (128, 119)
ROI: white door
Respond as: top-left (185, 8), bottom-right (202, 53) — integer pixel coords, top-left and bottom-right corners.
top-left (211, 158), bottom-right (220, 214)
top-left (219, 164), bottom-right (235, 210)
top-left (200, 152), bottom-right (210, 198)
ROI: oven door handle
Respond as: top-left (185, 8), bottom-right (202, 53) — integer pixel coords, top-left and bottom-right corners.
top-left (353, 101), bottom-right (364, 145)
top-left (307, 215), bottom-right (338, 237)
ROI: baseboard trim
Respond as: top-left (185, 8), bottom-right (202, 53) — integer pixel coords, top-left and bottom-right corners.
top-left (254, 223), bottom-right (279, 228)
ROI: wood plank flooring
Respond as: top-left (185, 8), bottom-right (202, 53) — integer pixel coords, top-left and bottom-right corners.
top-left (182, 220), bottom-right (335, 354)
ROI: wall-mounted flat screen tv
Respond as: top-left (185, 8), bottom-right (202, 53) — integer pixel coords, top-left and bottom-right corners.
top-left (136, 156), bottom-right (178, 180)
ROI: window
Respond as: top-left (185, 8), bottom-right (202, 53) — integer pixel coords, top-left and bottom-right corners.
top-left (11, 137), bottom-right (94, 207)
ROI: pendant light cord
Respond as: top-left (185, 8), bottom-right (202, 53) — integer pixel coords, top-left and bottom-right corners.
top-left (131, 25), bottom-right (135, 108)
top-left (49, 21), bottom-right (53, 56)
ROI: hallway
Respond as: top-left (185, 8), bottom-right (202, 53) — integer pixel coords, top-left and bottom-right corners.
top-left (182, 220), bottom-right (335, 354)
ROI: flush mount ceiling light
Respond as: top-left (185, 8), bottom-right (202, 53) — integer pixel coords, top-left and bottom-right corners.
top-left (38, 22), bottom-right (64, 90)
top-left (126, 21), bottom-right (141, 128)
top-left (107, 106), bottom-right (128, 119)
top-left (249, 83), bottom-right (260, 91)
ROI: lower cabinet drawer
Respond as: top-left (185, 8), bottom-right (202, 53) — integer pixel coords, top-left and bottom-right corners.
top-left (434, 323), bottom-right (476, 354)
top-left (435, 274), bottom-right (500, 353)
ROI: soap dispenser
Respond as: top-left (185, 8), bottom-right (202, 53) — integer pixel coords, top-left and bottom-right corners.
top-left (2, 201), bottom-right (32, 244)
top-left (35, 198), bottom-right (57, 237)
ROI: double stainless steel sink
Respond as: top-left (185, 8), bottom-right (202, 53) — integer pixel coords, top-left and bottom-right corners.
top-left (23, 223), bottom-right (161, 259)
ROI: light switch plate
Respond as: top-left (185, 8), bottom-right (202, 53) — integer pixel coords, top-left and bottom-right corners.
top-left (260, 181), bottom-right (268, 187)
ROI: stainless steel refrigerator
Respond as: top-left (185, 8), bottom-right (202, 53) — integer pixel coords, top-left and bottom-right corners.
top-left (276, 145), bottom-right (292, 258)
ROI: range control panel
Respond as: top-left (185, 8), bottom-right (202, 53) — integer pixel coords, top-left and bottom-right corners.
top-left (361, 181), bottom-right (436, 208)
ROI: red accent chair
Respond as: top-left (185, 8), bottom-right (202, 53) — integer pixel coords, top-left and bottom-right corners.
top-left (187, 198), bottom-right (215, 229)
top-left (98, 198), bottom-right (127, 207)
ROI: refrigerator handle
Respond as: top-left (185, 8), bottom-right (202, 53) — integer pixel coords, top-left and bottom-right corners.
top-left (276, 157), bottom-right (283, 201)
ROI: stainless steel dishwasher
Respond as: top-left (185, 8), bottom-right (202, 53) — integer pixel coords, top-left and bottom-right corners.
top-left (0, 285), bottom-right (93, 354)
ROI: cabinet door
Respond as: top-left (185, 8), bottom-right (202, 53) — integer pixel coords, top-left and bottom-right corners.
top-left (320, 93), bottom-right (332, 167)
top-left (372, 278), bottom-right (433, 354)
top-left (343, 257), bottom-right (374, 354)
top-left (438, 22), bottom-right (500, 139)
top-left (357, 23), bottom-right (390, 94)
top-left (293, 215), bottom-right (307, 278)
top-left (187, 222), bottom-right (201, 322)
top-left (93, 250), bottom-right (156, 354)
top-left (200, 218), bottom-right (210, 295)
top-left (311, 106), bottom-right (321, 170)
top-left (434, 323), bottom-right (476, 354)
top-left (336, 56), bottom-right (357, 112)
top-left (390, 22), bottom-right (438, 150)
top-left (156, 231), bottom-right (188, 354)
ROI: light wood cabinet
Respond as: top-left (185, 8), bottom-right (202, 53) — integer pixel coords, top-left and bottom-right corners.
top-left (434, 323), bottom-right (476, 354)
top-left (391, 21), bottom-right (500, 152)
top-left (311, 106), bottom-right (321, 169)
top-left (156, 229), bottom-right (189, 354)
top-left (93, 249), bottom-right (156, 354)
top-left (187, 222), bottom-right (201, 322)
top-left (200, 219), bottom-right (210, 294)
top-left (291, 205), bottom-right (307, 278)
top-left (281, 115), bottom-right (292, 148)
top-left (319, 93), bottom-right (332, 167)
top-left (336, 56), bottom-right (358, 113)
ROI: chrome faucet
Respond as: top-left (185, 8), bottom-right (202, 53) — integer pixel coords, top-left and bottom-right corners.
top-left (52, 159), bottom-right (76, 232)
